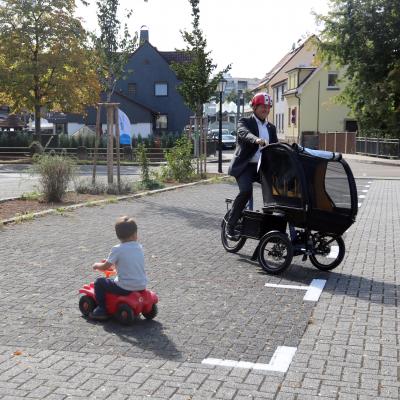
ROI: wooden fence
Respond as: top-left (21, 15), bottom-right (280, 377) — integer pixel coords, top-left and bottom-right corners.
top-left (0, 147), bottom-right (167, 163)
top-left (301, 132), bottom-right (356, 154)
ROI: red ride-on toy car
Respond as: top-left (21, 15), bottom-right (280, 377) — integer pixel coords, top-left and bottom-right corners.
top-left (78, 271), bottom-right (159, 325)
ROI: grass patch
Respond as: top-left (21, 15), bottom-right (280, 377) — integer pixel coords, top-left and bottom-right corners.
top-left (14, 212), bottom-right (35, 223)
top-left (20, 191), bottom-right (41, 201)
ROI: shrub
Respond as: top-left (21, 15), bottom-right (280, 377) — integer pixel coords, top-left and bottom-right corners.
top-left (106, 180), bottom-right (134, 195)
top-left (136, 143), bottom-right (150, 184)
top-left (32, 154), bottom-right (77, 202)
top-left (29, 141), bottom-right (44, 155)
top-left (59, 134), bottom-right (70, 148)
top-left (135, 143), bottom-right (164, 189)
top-left (159, 135), bottom-right (195, 182)
top-left (75, 179), bottom-right (107, 195)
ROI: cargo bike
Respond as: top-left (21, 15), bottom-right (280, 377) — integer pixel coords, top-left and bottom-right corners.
top-left (221, 143), bottom-right (358, 274)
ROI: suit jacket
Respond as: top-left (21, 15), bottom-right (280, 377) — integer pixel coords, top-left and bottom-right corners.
top-left (228, 115), bottom-right (278, 178)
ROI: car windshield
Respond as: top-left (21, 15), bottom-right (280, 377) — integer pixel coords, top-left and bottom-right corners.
top-left (212, 129), bottom-right (229, 135)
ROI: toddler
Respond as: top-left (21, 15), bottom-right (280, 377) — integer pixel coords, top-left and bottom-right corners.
top-left (90, 216), bottom-right (147, 320)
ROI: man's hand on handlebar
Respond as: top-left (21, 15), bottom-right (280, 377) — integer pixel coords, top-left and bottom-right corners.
top-left (256, 138), bottom-right (267, 147)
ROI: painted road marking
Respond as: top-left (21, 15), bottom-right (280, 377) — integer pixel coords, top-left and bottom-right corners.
top-left (303, 279), bottom-right (327, 301)
top-left (328, 245), bottom-right (339, 259)
top-left (359, 195), bottom-right (366, 199)
top-left (265, 279), bottom-right (326, 302)
top-left (202, 346), bottom-right (297, 373)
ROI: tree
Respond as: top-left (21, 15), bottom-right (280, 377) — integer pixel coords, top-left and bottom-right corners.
top-left (93, 0), bottom-right (137, 186)
top-left (225, 89), bottom-right (253, 105)
top-left (94, 0), bottom-right (137, 102)
top-left (171, 0), bottom-right (230, 123)
top-left (0, 0), bottom-right (100, 138)
top-left (317, 0), bottom-right (400, 137)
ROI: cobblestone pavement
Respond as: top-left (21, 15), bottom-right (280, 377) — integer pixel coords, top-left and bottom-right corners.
top-left (0, 179), bottom-right (399, 399)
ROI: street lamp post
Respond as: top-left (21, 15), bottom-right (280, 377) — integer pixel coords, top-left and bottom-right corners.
top-left (217, 78), bottom-right (227, 173)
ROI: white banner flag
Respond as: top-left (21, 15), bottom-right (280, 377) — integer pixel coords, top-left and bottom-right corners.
top-left (118, 109), bottom-right (132, 145)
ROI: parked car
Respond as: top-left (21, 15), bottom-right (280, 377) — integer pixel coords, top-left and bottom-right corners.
top-left (207, 128), bottom-right (230, 139)
top-left (221, 134), bottom-right (236, 149)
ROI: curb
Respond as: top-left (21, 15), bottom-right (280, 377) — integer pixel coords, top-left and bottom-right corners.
top-left (1, 176), bottom-right (229, 226)
top-left (344, 156), bottom-right (400, 168)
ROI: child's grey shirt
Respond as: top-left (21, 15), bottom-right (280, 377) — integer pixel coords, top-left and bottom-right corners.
top-left (106, 241), bottom-right (147, 291)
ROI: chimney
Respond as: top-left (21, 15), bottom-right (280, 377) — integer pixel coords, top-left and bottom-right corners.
top-left (140, 26), bottom-right (149, 44)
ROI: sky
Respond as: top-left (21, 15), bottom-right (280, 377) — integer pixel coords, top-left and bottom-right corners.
top-left (75, 0), bottom-right (331, 79)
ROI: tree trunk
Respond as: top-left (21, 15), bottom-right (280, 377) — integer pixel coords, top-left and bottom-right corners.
top-left (34, 103), bottom-right (41, 142)
top-left (115, 106), bottom-right (121, 194)
top-left (107, 105), bottom-right (114, 184)
top-left (92, 105), bottom-right (101, 185)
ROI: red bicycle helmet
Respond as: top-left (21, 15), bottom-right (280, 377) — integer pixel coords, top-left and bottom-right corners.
top-left (250, 92), bottom-right (273, 108)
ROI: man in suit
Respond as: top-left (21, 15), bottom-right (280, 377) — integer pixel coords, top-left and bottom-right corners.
top-left (226, 92), bottom-right (278, 239)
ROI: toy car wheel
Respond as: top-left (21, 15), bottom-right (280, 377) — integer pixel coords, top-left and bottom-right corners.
top-left (310, 233), bottom-right (345, 271)
top-left (116, 304), bottom-right (134, 325)
top-left (221, 211), bottom-right (246, 253)
top-left (79, 295), bottom-right (96, 317)
top-left (258, 231), bottom-right (293, 274)
top-left (142, 304), bottom-right (158, 320)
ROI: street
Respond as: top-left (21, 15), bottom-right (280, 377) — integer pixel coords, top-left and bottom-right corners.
top-left (0, 173), bottom-right (399, 399)
top-left (0, 150), bottom-right (400, 200)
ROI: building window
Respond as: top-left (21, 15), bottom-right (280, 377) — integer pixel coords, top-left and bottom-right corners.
top-left (237, 80), bottom-right (247, 91)
top-left (128, 83), bottom-right (136, 96)
top-left (156, 114), bottom-right (168, 130)
top-left (281, 85), bottom-right (285, 101)
top-left (327, 73), bottom-right (339, 89)
top-left (155, 82), bottom-right (168, 96)
top-left (288, 107), bottom-right (291, 126)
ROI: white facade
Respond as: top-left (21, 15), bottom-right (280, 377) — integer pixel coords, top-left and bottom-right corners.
top-left (223, 73), bottom-right (261, 95)
top-left (273, 82), bottom-right (287, 140)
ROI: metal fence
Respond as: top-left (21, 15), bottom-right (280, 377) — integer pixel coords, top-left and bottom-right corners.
top-left (301, 132), bottom-right (400, 159)
top-left (356, 137), bottom-right (400, 159)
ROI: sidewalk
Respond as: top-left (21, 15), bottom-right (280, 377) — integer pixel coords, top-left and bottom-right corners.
top-left (0, 176), bottom-right (399, 399)
top-left (207, 150), bottom-right (400, 167)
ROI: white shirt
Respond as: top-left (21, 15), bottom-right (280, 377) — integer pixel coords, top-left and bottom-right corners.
top-left (106, 241), bottom-right (148, 291)
top-left (249, 116), bottom-right (270, 163)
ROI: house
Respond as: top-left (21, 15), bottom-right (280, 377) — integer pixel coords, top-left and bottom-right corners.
top-left (254, 36), bottom-right (318, 140)
top-left (253, 36), bottom-right (357, 144)
top-left (224, 74), bottom-right (261, 95)
top-left (203, 101), bottom-right (238, 133)
top-left (284, 63), bottom-right (357, 144)
top-left (67, 28), bottom-right (193, 139)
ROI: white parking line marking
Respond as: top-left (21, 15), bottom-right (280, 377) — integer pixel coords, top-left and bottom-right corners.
top-left (202, 346), bottom-right (297, 373)
top-left (265, 279), bottom-right (327, 302)
top-left (264, 283), bottom-right (309, 290)
top-left (362, 189), bottom-right (368, 192)
top-left (328, 245), bottom-right (339, 259)
top-left (358, 202), bottom-right (362, 208)
top-left (303, 279), bottom-right (327, 301)
top-left (359, 195), bottom-right (366, 199)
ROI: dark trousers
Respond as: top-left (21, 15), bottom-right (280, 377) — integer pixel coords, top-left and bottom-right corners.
top-left (228, 163), bottom-right (259, 227)
top-left (94, 277), bottom-right (131, 309)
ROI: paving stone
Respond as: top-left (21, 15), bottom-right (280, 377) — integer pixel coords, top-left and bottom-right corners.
top-left (0, 180), bottom-right (399, 399)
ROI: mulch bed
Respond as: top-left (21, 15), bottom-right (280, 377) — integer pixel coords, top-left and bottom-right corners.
top-left (0, 192), bottom-right (114, 222)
